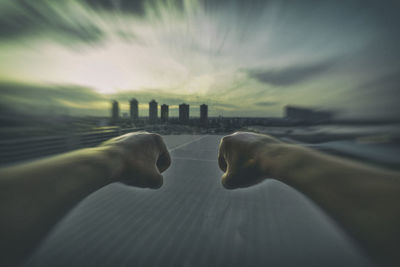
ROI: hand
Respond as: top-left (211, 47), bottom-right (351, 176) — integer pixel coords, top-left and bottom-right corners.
top-left (100, 132), bottom-right (171, 188)
top-left (218, 131), bottom-right (282, 189)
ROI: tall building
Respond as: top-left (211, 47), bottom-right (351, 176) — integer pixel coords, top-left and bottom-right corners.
top-left (161, 104), bottom-right (169, 123)
top-left (111, 100), bottom-right (119, 124)
top-left (179, 103), bottom-right (190, 123)
top-left (200, 104), bottom-right (208, 125)
top-left (149, 99), bottom-right (158, 123)
top-left (130, 98), bottom-right (139, 122)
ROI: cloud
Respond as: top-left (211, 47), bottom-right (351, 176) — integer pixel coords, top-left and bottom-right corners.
top-left (83, 0), bottom-right (146, 14)
top-left (1, 0), bottom-right (400, 119)
top-left (244, 61), bottom-right (336, 86)
top-left (0, 82), bottom-right (107, 115)
top-left (0, 1), bottom-right (103, 43)
top-left (254, 101), bottom-right (279, 107)
top-left (0, 82), bottom-right (104, 102)
top-left (358, 71), bottom-right (400, 94)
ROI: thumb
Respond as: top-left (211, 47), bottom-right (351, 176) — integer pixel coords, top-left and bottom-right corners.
top-left (141, 163), bottom-right (164, 189)
top-left (221, 161), bottom-right (265, 189)
top-left (123, 162), bottom-right (163, 189)
top-left (221, 165), bottom-right (241, 189)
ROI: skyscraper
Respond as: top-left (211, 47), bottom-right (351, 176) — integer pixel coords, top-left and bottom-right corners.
top-left (149, 99), bottom-right (158, 124)
top-left (200, 104), bottom-right (208, 125)
top-left (130, 98), bottom-right (139, 122)
top-left (111, 100), bottom-right (119, 124)
top-left (179, 103), bottom-right (189, 123)
top-left (161, 104), bottom-right (169, 123)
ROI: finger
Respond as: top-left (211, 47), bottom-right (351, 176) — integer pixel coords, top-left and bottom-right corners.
top-left (218, 136), bottom-right (230, 172)
top-left (145, 171), bottom-right (163, 189)
top-left (151, 133), bottom-right (169, 154)
top-left (151, 134), bottom-right (171, 173)
top-left (221, 167), bottom-right (250, 189)
top-left (221, 172), bottom-right (238, 189)
top-left (222, 164), bottom-right (266, 190)
top-left (221, 171), bottom-right (257, 190)
top-left (157, 151), bottom-right (171, 173)
top-left (218, 153), bottom-right (227, 172)
top-left (140, 163), bottom-right (164, 189)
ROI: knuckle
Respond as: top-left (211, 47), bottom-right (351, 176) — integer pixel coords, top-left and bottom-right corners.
top-left (150, 133), bottom-right (167, 150)
top-left (221, 135), bottom-right (232, 144)
top-left (150, 133), bottom-right (162, 141)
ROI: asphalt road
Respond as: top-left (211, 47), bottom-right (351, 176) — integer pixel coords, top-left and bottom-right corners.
top-left (25, 135), bottom-right (373, 267)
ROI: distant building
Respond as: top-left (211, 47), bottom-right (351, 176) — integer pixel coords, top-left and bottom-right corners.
top-left (111, 100), bottom-right (119, 124)
top-left (179, 103), bottom-right (190, 123)
top-left (200, 104), bottom-right (208, 125)
top-left (161, 104), bottom-right (169, 123)
top-left (149, 99), bottom-right (158, 123)
top-left (285, 106), bottom-right (332, 123)
top-left (130, 98), bottom-right (139, 122)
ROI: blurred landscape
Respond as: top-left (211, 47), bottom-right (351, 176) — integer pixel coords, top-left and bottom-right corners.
top-left (1, 1), bottom-right (400, 266)
top-left (1, 100), bottom-right (399, 169)
top-left (0, 0), bottom-right (399, 166)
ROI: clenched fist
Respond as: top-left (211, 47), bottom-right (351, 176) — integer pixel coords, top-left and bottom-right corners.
top-left (218, 131), bottom-right (283, 189)
top-left (101, 131), bottom-right (171, 188)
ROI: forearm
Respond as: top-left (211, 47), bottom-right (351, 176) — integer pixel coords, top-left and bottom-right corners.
top-left (268, 144), bottom-right (400, 265)
top-left (0, 146), bottom-right (124, 265)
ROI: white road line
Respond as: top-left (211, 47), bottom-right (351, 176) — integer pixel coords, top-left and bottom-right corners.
top-left (168, 135), bottom-right (209, 152)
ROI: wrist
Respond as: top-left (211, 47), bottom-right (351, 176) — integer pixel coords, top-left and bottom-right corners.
top-left (94, 145), bottom-right (126, 183)
top-left (259, 144), bottom-right (307, 183)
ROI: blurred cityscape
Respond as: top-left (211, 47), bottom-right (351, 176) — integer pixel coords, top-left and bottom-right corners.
top-left (1, 97), bottom-right (400, 167)
top-left (1, 98), bottom-right (339, 139)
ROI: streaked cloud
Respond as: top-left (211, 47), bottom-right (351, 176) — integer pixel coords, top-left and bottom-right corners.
top-left (0, 0), bottom-right (399, 119)
top-left (254, 101), bottom-right (279, 107)
top-left (0, 1), bottom-right (103, 43)
top-left (244, 61), bottom-right (336, 86)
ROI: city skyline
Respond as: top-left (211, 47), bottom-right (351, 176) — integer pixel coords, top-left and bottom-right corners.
top-left (112, 99), bottom-right (211, 120)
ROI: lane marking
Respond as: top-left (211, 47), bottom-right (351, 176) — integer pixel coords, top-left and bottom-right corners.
top-left (168, 135), bottom-right (209, 152)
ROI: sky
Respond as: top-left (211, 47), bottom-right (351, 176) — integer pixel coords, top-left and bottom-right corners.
top-left (0, 0), bottom-right (399, 118)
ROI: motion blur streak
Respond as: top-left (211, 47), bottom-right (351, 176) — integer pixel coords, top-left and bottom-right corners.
top-left (0, 0), bottom-right (399, 118)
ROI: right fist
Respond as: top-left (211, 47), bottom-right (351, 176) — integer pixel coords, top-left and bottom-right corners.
top-left (218, 132), bottom-right (282, 189)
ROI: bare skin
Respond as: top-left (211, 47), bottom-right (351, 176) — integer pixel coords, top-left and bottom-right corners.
top-left (1, 131), bottom-right (399, 266)
top-left (218, 131), bottom-right (400, 267)
top-left (0, 132), bottom-right (171, 267)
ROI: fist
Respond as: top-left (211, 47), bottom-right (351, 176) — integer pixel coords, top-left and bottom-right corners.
top-left (101, 132), bottom-right (171, 188)
top-left (218, 132), bottom-right (282, 189)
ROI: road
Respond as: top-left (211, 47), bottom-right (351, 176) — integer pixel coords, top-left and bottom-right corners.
top-left (25, 135), bottom-right (373, 267)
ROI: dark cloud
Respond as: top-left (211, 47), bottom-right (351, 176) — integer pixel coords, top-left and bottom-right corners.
top-left (0, 1), bottom-right (103, 43)
top-left (245, 61), bottom-right (336, 86)
top-left (83, 0), bottom-right (187, 16)
top-left (254, 101), bottom-right (279, 107)
top-left (83, 0), bottom-right (145, 15)
top-left (0, 10), bottom-right (33, 38)
top-left (359, 71), bottom-right (400, 94)
top-left (0, 82), bottom-right (104, 103)
top-left (352, 71), bottom-right (400, 116)
top-left (0, 82), bottom-right (107, 116)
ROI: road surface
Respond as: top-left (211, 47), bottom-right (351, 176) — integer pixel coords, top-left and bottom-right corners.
top-left (25, 135), bottom-right (373, 267)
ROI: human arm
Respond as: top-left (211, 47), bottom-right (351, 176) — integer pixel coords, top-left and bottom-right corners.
top-left (218, 131), bottom-right (400, 266)
top-left (0, 132), bottom-right (171, 266)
